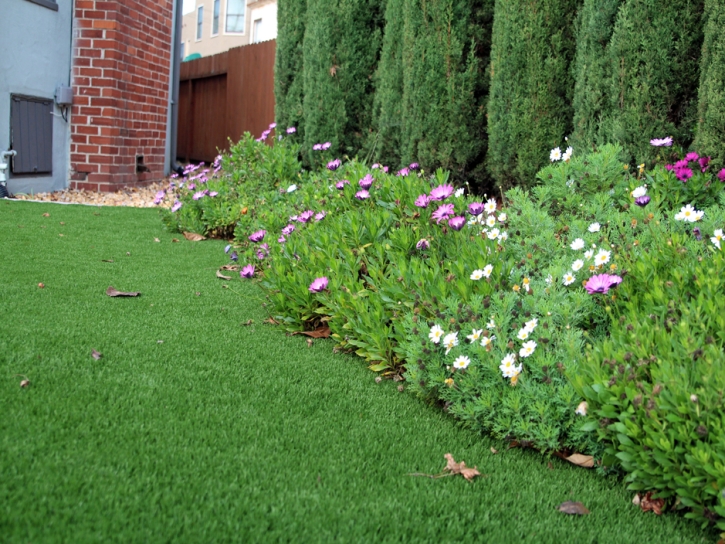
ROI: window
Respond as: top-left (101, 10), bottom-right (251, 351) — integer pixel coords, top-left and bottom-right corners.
top-left (196, 6), bottom-right (203, 40)
top-left (225, 0), bottom-right (245, 33)
top-left (212, 0), bottom-right (220, 36)
top-left (180, 42), bottom-right (185, 61)
top-left (252, 19), bottom-right (262, 43)
top-left (24, 0), bottom-right (58, 11)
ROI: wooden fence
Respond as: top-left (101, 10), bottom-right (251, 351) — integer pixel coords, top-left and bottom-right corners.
top-left (177, 40), bottom-right (276, 164)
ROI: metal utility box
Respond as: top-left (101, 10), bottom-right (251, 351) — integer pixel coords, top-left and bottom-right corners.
top-left (10, 95), bottom-right (53, 175)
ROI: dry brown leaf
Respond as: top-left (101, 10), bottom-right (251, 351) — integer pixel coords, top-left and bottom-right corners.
top-left (91, 349), bottom-right (103, 360)
top-left (101, 259), bottom-right (114, 263)
top-left (639, 491), bottom-right (665, 515)
top-left (241, 207), bottom-right (248, 215)
top-left (60, 222), bottom-right (65, 225)
top-left (20, 379), bottom-right (30, 388)
top-left (58, 233), bottom-right (64, 237)
top-left (38, 283), bottom-right (45, 288)
top-left (183, 232), bottom-right (206, 241)
top-left (242, 319), bottom-right (253, 326)
top-left (443, 453), bottom-right (481, 481)
top-left (264, 317), bottom-right (280, 325)
top-left (292, 324), bottom-right (331, 338)
top-left (307, 338), bottom-right (313, 347)
top-left (42, 213), bottom-right (50, 217)
top-left (565, 453), bottom-right (595, 468)
top-left (558, 501), bottom-right (590, 515)
top-left (106, 286), bottom-right (141, 297)
top-left (216, 270), bottom-right (232, 280)
top-left (220, 264), bottom-right (240, 271)
top-left (490, 447), bottom-right (498, 454)
top-left (171, 238), bottom-right (180, 243)
top-left (547, 461), bottom-right (554, 470)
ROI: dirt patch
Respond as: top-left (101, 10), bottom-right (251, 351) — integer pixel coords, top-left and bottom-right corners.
top-left (11, 180), bottom-right (175, 208)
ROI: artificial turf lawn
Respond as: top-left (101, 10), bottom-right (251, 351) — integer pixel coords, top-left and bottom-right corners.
top-left (0, 200), bottom-right (714, 543)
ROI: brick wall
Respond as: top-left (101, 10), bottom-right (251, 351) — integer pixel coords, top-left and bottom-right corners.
top-left (70, 0), bottom-right (174, 192)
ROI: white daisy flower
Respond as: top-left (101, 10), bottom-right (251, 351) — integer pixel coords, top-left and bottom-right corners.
top-left (499, 353), bottom-right (518, 377)
top-left (286, 184), bottom-right (298, 193)
top-left (562, 146), bottom-right (573, 161)
top-left (519, 340), bottom-right (537, 358)
top-left (481, 335), bottom-right (495, 347)
top-left (497, 213), bottom-right (507, 223)
top-left (497, 231), bottom-right (508, 243)
top-left (545, 274), bottom-right (553, 284)
top-left (443, 332), bottom-right (459, 355)
top-left (470, 269), bottom-right (484, 281)
top-left (484, 198), bottom-right (497, 214)
top-left (550, 147), bottom-right (562, 162)
top-left (454, 187), bottom-right (465, 198)
top-left (516, 328), bottom-right (530, 341)
top-left (594, 249), bottom-right (611, 266)
top-left (486, 215), bottom-right (497, 228)
top-left (571, 259), bottom-right (584, 272)
top-left (452, 355), bottom-right (471, 370)
top-left (631, 186), bottom-right (647, 198)
top-left (486, 317), bottom-right (496, 330)
top-left (563, 271), bottom-right (576, 285)
top-left (466, 329), bottom-right (483, 343)
top-left (712, 228), bottom-right (723, 250)
top-left (693, 210), bottom-right (704, 222)
top-left (483, 264), bottom-right (494, 278)
top-left (588, 222), bottom-right (601, 233)
top-left (428, 325), bottom-right (445, 344)
top-left (524, 318), bottom-right (538, 332)
top-left (487, 228), bottom-right (500, 240)
top-left (675, 204), bottom-right (700, 222)
top-left (584, 249), bottom-right (594, 260)
top-left (570, 238), bottom-right (585, 250)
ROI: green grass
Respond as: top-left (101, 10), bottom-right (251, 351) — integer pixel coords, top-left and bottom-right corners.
top-left (0, 200), bottom-right (713, 543)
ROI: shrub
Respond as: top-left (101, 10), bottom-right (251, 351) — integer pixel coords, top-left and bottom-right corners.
top-left (695, 0), bottom-right (725, 169)
top-left (486, 0), bottom-right (582, 190)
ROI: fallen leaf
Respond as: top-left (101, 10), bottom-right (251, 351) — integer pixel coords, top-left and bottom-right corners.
top-left (375, 376), bottom-right (382, 383)
top-left (220, 264), bottom-right (240, 271)
top-left (58, 233), bottom-right (64, 237)
top-left (195, 292), bottom-right (201, 296)
top-left (490, 447), bottom-right (498, 454)
top-left (639, 491), bottom-right (665, 515)
top-left (397, 385), bottom-right (404, 392)
top-left (547, 461), bottom-right (554, 470)
top-left (106, 286), bottom-right (141, 297)
top-left (157, 340), bottom-right (164, 344)
top-left (307, 338), bottom-right (313, 347)
top-left (241, 207), bottom-right (248, 215)
top-left (292, 324), bottom-right (331, 338)
top-left (101, 259), bottom-right (114, 263)
top-left (38, 283), bottom-right (45, 288)
top-left (632, 494), bottom-right (641, 506)
top-left (444, 453), bottom-right (481, 481)
top-left (558, 501), bottom-right (590, 515)
top-left (20, 379), bottom-right (30, 388)
top-left (242, 319), bottom-right (253, 326)
top-left (60, 222), bottom-right (65, 225)
top-left (171, 238), bottom-right (179, 243)
top-left (91, 349), bottom-right (103, 360)
top-left (42, 212), bottom-right (50, 217)
top-left (216, 270), bottom-right (232, 280)
top-left (565, 453), bottom-right (595, 468)
top-left (126, 252), bottom-right (131, 256)
top-left (264, 317), bottom-right (279, 325)
top-left (183, 232), bottom-right (206, 241)
top-left (154, 237), bottom-right (161, 242)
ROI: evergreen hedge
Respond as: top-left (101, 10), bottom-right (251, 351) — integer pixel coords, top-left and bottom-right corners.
top-left (605, 0), bottom-right (705, 165)
top-left (570, 0), bottom-right (624, 154)
top-left (302, 0), bottom-right (385, 164)
top-left (695, 0), bottom-right (725, 167)
top-left (274, 0), bottom-right (307, 140)
top-left (486, 0), bottom-right (582, 189)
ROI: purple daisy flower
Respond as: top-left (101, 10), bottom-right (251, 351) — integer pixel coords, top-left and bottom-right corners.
top-left (240, 265), bottom-right (255, 279)
top-left (468, 202), bottom-right (484, 216)
top-left (685, 152), bottom-right (699, 162)
top-left (314, 211), bottom-right (327, 222)
top-left (355, 190), bottom-right (370, 200)
top-left (448, 216), bottom-right (466, 231)
top-left (297, 210), bottom-right (314, 223)
top-left (327, 159), bottom-right (342, 171)
top-left (281, 224), bottom-right (296, 236)
top-left (699, 156), bottom-right (710, 172)
top-left (309, 277), bottom-right (328, 292)
top-left (431, 203), bottom-right (455, 224)
top-left (429, 184), bottom-right (454, 201)
top-left (414, 194), bottom-right (430, 208)
top-left (397, 167), bottom-right (410, 177)
top-left (153, 190), bottom-right (166, 205)
top-left (171, 201), bottom-right (182, 212)
top-left (278, 235), bottom-right (286, 243)
top-left (359, 174), bottom-right (373, 189)
top-left (416, 238), bottom-right (429, 250)
top-left (665, 164), bottom-right (674, 171)
top-left (409, 162), bottom-right (419, 171)
top-left (674, 159), bottom-right (689, 170)
top-left (269, 123), bottom-right (277, 129)
top-left (192, 190), bottom-right (206, 200)
top-left (650, 136), bottom-right (673, 147)
top-left (371, 163), bottom-right (380, 169)
top-left (335, 180), bottom-right (350, 190)
top-left (585, 274), bottom-right (622, 295)
top-left (718, 168), bottom-right (725, 182)
top-left (209, 191), bottom-right (218, 197)
top-left (321, 142), bottom-right (332, 150)
top-left (248, 230), bottom-right (266, 243)
top-left (676, 168), bottom-right (693, 182)
top-left (634, 195), bottom-right (651, 207)
top-left (692, 227), bottom-right (702, 241)
top-left (230, 251), bottom-right (238, 262)
top-left (188, 183), bottom-right (196, 190)
top-left (382, 166), bottom-right (389, 173)
top-left (313, 143), bottom-right (322, 151)
top-left (286, 126), bottom-right (296, 134)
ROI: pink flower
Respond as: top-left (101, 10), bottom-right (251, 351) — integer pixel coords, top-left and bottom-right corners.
top-left (585, 274), bottom-right (622, 294)
top-left (327, 159), bottom-right (341, 171)
top-left (409, 162), bottom-right (420, 170)
top-left (718, 169), bottom-right (725, 182)
top-left (313, 143), bottom-right (322, 151)
top-left (429, 184), bottom-right (454, 201)
top-left (675, 167), bottom-right (693, 182)
top-left (171, 201), bottom-right (182, 212)
top-left (240, 265), bottom-right (255, 278)
top-left (359, 174), bottom-right (374, 189)
top-left (699, 156), bottom-right (711, 172)
top-left (314, 211), bottom-right (326, 222)
top-left (297, 210), bottom-right (314, 223)
top-left (685, 152), bottom-right (699, 162)
top-left (309, 277), bottom-right (328, 292)
top-left (355, 190), bottom-right (370, 200)
top-left (448, 216), bottom-right (466, 231)
top-left (321, 142), bottom-right (332, 150)
top-left (416, 239), bottom-right (429, 250)
top-left (336, 180), bottom-right (350, 190)
top-left (414, 194), bottom-right (430, 208)
top-left (281, 224), bottom-right (296, 235)
top-left (397, 167), bottom-right (410, 177)
top-left (650, 136), bottom-right (673, 147)
top-left (432, 203), bottom-right (455, 224)
top-left (248, 230), bottom-right (266, 242)
top-left (286, 127), bottom-right (296, 134)
top-left (468, 202), bottom-right (484, 216)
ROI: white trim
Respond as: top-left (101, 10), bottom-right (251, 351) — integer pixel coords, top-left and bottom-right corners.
top-left (210, 0), bottom-right (221, 37)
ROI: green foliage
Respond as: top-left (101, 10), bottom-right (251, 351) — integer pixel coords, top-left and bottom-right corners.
top-left (396, 0), bottom-right (494, 191)
top-left (570, 0), bottom-right (624, 153)
top-left (604, 0), bottom-right (705, 165)
top-left (274, 0), bottom-right (307, 141)
top-left (695, 0), bottom-right (725, 169)
top-left (486, 0), bottom-right (583, 190)
top-left (302, 0), bottom-right (385, 164)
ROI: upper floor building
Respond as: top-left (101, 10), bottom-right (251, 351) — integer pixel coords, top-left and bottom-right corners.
top-left (181, 0), bottom-right (276, 60)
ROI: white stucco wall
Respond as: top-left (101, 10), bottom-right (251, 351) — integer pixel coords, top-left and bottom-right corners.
top-left (0, 0), bottom-right (73, 195)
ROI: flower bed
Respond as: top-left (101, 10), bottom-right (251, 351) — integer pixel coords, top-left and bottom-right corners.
top-left (160, 127), bottom-right (725, 530)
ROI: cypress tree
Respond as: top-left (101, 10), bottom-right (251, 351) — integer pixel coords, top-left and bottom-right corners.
top-left (367, 0), bottom-right (406, 169)
top-left (398, 0), bottom-right (494, 189)
top-left (570, 0), bottom-right (624, 153)
top-left (605, 0), bottom-right (705, 165)
top-left (487, 0), bottom-right (583, 189)
top-left (302, 0), bottom-right (385, 164)
top-left (274, 0), bottom-right (307, 139)
top-left (695, 0), bottom-right (725, 167)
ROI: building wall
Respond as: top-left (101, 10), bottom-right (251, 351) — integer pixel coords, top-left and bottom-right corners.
top-left (0, 0), bottom-right (74, 195)
top-left (70, 0), bottom-right (174, 191)
top-left (181, 0), bottom-right (276, 59)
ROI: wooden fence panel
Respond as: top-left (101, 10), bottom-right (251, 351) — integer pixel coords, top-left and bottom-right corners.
top-left (177, 40), bottom-right (276, 164)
